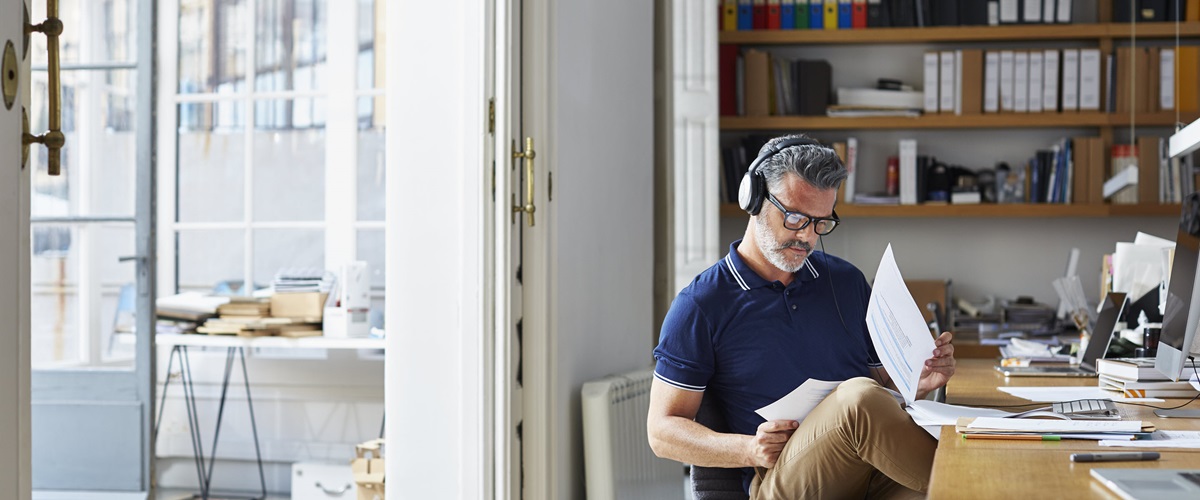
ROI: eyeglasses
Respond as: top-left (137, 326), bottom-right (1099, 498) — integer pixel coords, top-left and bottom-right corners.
top-left (766, 193), bottom-right (840, 235)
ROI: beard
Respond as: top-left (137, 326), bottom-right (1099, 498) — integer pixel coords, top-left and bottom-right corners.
top-left (754, 215), bottom-right (813, 274)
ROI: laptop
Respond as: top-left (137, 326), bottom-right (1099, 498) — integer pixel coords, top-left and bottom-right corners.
top-left (1091, 468), bottom-right (1200, 500)
top-left (995, 292), bottom-right (1127, 377)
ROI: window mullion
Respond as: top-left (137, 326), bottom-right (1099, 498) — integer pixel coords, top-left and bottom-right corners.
top-left (325, 0), bottom-right (358, 271)
top-left (244, 0), bottom-right (257, 293)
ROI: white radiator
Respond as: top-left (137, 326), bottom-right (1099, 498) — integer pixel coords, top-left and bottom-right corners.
top-left (582, 369), bottom-right (684, 500)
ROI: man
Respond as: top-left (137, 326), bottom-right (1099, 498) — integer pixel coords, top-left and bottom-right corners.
top-left (647, 134), bottom-right (956, 499)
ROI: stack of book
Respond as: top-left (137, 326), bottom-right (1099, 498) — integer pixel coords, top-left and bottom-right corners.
top-left (1097, 357), bottom-right (1200, 399)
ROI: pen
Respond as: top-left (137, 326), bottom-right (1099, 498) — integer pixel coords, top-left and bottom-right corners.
top-left (962, 434), bottom-right (1061, 441)
top-left (1069, 452), bottom-right (1161, 463)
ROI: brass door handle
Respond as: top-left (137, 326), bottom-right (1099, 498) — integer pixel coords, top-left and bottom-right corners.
top-left (512, 137), bottom-right (536, 226)
top-left (24, 0), bottom-right (64, 176)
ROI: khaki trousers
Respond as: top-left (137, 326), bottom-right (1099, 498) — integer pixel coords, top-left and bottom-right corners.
top-left (749, 377), bottom-right (936, 500)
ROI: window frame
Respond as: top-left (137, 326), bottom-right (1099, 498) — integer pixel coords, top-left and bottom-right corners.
top-left (158, 0), bottom-right (384, 300)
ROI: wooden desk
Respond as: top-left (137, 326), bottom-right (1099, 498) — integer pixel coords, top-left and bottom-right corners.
top-left (928, 359), bottom-right (1200, 499)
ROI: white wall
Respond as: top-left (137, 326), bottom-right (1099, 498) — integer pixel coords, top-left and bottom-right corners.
top-left (549, 1), bottom-right (656, 498)
top-left (385, 0), bottom-right (488, 498)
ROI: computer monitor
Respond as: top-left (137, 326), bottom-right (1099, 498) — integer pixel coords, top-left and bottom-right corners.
top-left (1155, 194), bottom-right (1200, 382)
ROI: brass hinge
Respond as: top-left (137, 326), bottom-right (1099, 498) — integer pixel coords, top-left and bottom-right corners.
top-left (488, 98), bottom-right (495, 134)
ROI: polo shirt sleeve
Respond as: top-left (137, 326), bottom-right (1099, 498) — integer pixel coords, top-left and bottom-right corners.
top-left (653, 292), bottom-right (714, 392)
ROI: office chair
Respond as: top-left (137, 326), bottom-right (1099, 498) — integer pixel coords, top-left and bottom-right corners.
top-left (691, 396), bottom-right (749, 500)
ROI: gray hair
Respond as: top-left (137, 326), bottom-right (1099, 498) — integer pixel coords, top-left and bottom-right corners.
top-left (755, 134), bottom-right (846, 192)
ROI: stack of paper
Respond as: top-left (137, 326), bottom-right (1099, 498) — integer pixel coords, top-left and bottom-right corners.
top-left (957, 417), bottom-right (1151, 441)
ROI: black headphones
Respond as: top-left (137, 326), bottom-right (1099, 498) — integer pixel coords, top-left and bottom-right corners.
top-left (737, 137), bottom-right (821, 216)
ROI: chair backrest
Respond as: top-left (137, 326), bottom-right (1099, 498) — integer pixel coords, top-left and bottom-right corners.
top-left (691, 397), bottom-right (749, 500)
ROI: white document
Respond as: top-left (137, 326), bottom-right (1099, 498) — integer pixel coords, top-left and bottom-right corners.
top-left (1113, 241), bottom-right (1173, 301)
top-left (755, 378), bottom-right (842, 423)
top-left (1101, 430), bottom-right (1200, 448)
top-left (866, 244), bottom-right (937, 404)
top-left (998, 386), bottom-right (1160, 403)
top-left (967, 417), bottom-right (1144, 434)
top-left (906, 400), bottom-right (1015, 426)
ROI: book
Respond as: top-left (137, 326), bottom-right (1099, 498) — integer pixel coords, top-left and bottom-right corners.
top-left (984, 51), bottom-right (999, 112)
top-left (924, 52), bottom-right (940, 113)
top-left (1000, 50), bottom-right (1015, 111)
top-left (1078, 48), bottom-right (1101, 111)
top-left (1043, 49), bottom-right (1060, 112)
top-left (899, 139), bottom-right (919, 205)
top-left (1097, 357), bottom-right (1200, 381)
top-left (837, 87), bottom-right (924, 109)
top-left (843, 137), bottom-right (858, 203)
top-left (940, 51), bottom-right (956, 113)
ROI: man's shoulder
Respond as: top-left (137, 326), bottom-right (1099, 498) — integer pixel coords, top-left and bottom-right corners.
top-left (675, 257), bottom-right (744, 308)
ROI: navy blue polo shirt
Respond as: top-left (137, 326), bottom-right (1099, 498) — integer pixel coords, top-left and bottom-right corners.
top-left (653, 240), bottom-right (881, 489)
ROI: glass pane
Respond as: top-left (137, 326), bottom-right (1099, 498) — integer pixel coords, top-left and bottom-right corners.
top-left (178, 229), bottom-right (245, 294)
top-left (358, 96), bottom-right (384, 221)
top-left (30, 70), bottom-right (138, 218)
top-left (356, 230), bottom-right (384, 330)
top-left (95, 226), bottom-right (137, 365)
top-left (31, 225), bottom-right (81, 368)
top-left (33, 0), bottom-right (137, 66)
top-left (253, 229), bottom-right (324, 287)
top-left (357, 0), bottom-right (384, 90)
top-left (177, 102), bottom-right (245, 222)
top-left (253, 99), bottom-right (325, 221)
top-left (256, 0), bottom-right (328, 92)
top-left (178, 0), bottom-right (249, 94)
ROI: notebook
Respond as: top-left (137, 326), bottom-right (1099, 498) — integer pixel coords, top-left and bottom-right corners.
top-left (1091, 468), bottom-right (1200, 500)
top-left (995, 292), bottom-right (1127, 377)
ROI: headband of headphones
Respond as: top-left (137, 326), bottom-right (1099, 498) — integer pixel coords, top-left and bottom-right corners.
top-left (737, 137), bottom-right (821, 216)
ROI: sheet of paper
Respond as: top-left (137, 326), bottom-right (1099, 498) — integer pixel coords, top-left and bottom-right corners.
top-left (1100, 430), bottom-right (1200, 448)
top-left (965, 417), bottom-right (1144, 433)
top-left (755, 379), bottom-right (842, 423)
top-left (866, 244), bottom-right (937, 404)
top-left (1113, 242), bottom-right (1171, 301)
top-left (997, 386), bottom-right (1162, 403)
top-left (905, 400), bottom-right (1015, 426)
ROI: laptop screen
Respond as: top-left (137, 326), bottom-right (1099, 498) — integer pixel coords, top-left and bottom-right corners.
top-left (1079, 292), bottom-right (1127, 372)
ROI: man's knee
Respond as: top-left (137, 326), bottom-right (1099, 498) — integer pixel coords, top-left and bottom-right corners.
top-left (834, 377), bottom-right (903, 415)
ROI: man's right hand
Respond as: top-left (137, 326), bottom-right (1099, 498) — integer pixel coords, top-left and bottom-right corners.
top-left (747, 419), bottom-right (799, 468)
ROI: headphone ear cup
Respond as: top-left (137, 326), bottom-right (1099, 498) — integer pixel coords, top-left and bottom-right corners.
top-left (738, 172), bottom-right (764, 215)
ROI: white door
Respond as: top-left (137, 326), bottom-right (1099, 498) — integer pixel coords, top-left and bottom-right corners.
top-left (26, 0), bottom-right (156, 493)
top-left (494, 1), bottom-right (555, 497)
top-left (1, 0), bottom-right (33, 496)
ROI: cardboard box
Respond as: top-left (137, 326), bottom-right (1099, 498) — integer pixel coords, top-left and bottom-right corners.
top-left (270, 292), bottom-right (328, 320)
top-left (292, 462), bottom-right (356, 500)
top-left (351, 439), bottom-right (385, 500)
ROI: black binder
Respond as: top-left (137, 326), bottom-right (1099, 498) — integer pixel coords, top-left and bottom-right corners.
top-left (959, 0), bottom-right (990, 24)
top-left (930, 0), bottom-right (959, 25)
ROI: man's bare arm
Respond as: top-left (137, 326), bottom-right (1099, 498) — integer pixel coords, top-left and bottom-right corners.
top-left (647, 378), bottom-right (796, 469)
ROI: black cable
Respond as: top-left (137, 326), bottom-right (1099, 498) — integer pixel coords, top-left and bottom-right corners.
top-left (819, 236), bottom-right (851, 337)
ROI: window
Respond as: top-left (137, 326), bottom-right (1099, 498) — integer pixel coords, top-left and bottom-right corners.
top-left (30, 0), bottom-right (140, 368)
top-left (163, 0), bottom-right (386, 318)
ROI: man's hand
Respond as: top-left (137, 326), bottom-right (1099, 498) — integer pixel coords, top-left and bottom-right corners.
top-left (746, 419), bottom-right (798, 468)
top-left (917, 331), bottom-right (956, 399)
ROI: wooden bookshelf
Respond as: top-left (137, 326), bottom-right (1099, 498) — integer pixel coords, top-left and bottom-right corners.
top-left (718, 203), bottom-right (1182, 218)
top-left (718, 22), bottom-right (1200, 45)
top-left (719, 112), bottom-right (1200, 131)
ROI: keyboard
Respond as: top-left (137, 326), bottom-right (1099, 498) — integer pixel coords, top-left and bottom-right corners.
top-left (1052, 399), bottom-right (1120, 419)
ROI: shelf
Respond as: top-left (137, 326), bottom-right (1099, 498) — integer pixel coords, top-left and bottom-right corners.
top-left (719, 203), bottom-right (1181, 218)
top-left (718, 22), bottom-right (1200, 45)
top-left (720, 112), bottom-right (1200, 131)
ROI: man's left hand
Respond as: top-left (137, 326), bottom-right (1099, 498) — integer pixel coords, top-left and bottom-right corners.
top-left (917, 331), bottom-right (956, 398)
